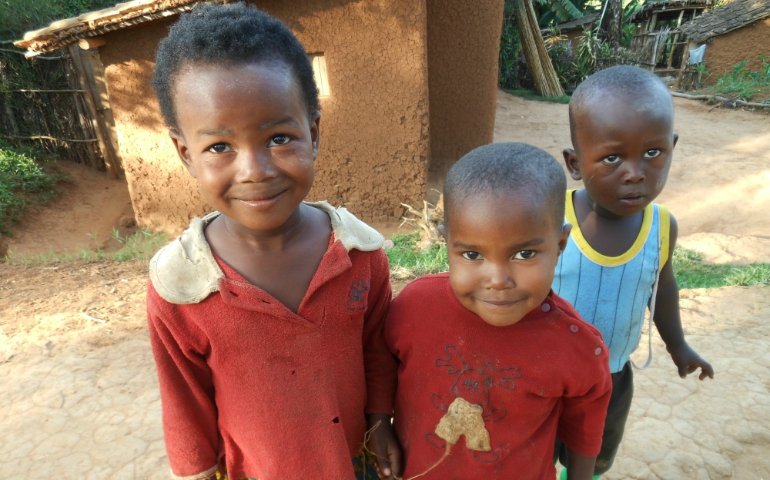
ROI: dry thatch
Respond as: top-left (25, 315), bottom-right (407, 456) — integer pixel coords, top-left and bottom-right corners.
top-left (14, 0), bottom-right (228, 56)
top-left (679, 0), bottom-right (770, 43)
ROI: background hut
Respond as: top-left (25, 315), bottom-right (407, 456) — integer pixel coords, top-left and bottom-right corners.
top-left (629, 0), bottom-right (713, 76)
top-left (541, 13), bottom-right (600, 49)
top-left (15, 0), bottom-right (504, 234)
top-left (679, 0), bottom-right (770, 84)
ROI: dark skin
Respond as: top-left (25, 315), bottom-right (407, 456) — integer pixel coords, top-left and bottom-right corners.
top-left (369, 193), bottom-right (597, 480)
top-left (170, 61), bottom-right (330, 313)
top-left (171, 60), bottom-right (393, 474)
top-left (564, 91), bottom-right (714, 382)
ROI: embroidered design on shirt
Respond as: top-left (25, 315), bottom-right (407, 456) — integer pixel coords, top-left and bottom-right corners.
top-left (347, 279), bottom-right (369, 311)
top-left (426, 344), bottom-right (522, 462)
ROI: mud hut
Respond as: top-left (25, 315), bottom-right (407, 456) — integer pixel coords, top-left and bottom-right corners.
top-left (679, 0), bottom-right (770, 83)
top-left (541, 13), bottom-right (600, 49)
top-left (629, 0), bottom-right (713, 75)
top-left (15, 0), bottom-right (504, 233)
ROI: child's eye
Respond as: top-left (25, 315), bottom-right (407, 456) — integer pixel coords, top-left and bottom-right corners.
top-left (602, 155), bottom-right (621, 165)
top-left (514, 250), bottom-right (537, 260)
top-left (268, 134), bottom-right (291, 147)
top-left (461, 251), bottom-right (483, 261)
top-left (207, 143), bottom-right (232, 154)
top-left (643, 149), bottom-right (661, 159)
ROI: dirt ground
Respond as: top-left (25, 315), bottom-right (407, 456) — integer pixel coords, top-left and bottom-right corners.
top-left (1, 92), bottom-right (769, 479)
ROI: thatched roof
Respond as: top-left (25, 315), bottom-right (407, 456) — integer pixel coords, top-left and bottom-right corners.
top-left (679, 0), bottom-right (770, 43)
top-left (629, 0), bottom-right (714, 24)
top-left (14, 0), bottom-right (227, 56)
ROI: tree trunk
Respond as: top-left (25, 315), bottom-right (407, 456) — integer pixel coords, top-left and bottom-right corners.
top-left (513, 0), bottom-right (565, 97)
top-left (599, 0), bottom-right (623, 49)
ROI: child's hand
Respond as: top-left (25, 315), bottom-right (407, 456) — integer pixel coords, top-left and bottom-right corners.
top-left (666, 342), bottom-right (714, 380)
top-left (366, 414), bottom-right (402, 480)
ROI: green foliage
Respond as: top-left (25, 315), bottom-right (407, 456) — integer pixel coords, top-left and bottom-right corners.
top-left (499, 13), bottom-right (523, 90)
top-left (385, 232), bottom-right (448, 278)
top-left (0, 141), bottom-right (63, 236)
top-left (0, 0), bottom-right (118, 40)
top-left (673, 247), bottom-right (770, 289)
top-left (713, 57), bottom-right (770, 102)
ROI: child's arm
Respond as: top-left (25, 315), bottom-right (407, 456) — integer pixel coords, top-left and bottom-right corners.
top-left (653, 213), bottom-right (714, 380)
top-left (147, 284), bottom-right (220, 480)
top-left (361, 250), bottom-right (402, 479)
top-left (564, 449), bottom-right (597, 480)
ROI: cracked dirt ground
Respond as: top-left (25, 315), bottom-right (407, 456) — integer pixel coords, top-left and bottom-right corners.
top-left (2, 94), bottom-right (769, 478)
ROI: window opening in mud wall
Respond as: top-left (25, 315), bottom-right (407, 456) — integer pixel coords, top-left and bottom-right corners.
top-left (309, 53), bottom-right (330, 97)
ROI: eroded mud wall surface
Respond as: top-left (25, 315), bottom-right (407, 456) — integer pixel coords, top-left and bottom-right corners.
top-left (257, 0), bottom-right (430, 224)
top-left (99, 0), bottom-right (430, 234)
top-left (99, 20), bottom-right (209, 234)
top-left (425, 0), bottom-right (504, 188)
top-left (703, 18), bottom-right (770, 85)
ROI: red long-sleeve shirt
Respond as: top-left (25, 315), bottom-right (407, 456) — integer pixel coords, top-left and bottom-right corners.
top-left (147, 204), bottom-right (394, 479)
top-left (384, 274), bottom-right (612, 479)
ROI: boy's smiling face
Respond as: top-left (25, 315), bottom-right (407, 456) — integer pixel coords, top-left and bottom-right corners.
top-left (442, 192), bottom-right (570, 327)
top-left (169, 61), bottom-right (320, 233)
top-left (565, 94), bottom-right (678, 218)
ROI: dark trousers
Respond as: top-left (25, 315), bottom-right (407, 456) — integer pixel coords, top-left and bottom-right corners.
top-left (554, 361), bottom-right (634, 475)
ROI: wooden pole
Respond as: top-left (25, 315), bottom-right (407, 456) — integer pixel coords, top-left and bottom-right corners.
top-left (80, 49), bottom-right (122, 175)
top-left (68, 44), bottom-right (119, 179)
top-left (78, 37), bottom-right (106, 50)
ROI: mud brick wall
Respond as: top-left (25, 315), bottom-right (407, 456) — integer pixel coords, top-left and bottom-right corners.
top-left (425, 0), bottom-right (505, 187)
top-left (99, 0), bottom-right (430, 234)
top-left (703, 18), bottom-right (770, 85)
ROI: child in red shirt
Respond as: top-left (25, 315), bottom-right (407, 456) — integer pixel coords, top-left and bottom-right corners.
top-left (146, 4), bottom-right (393, 479)
top-left (369, 143), bottom-right (613, 480)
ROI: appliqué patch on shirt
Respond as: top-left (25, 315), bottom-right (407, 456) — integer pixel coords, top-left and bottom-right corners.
top-left (425, 345), bottom-right (523, 463)
top-left (348, 279), bottom-right (370, 311)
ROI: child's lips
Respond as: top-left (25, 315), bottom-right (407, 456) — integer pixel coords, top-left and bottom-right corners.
top-left (236, 190), bottom-right (287, 209)
top-left (619, 194), bottom-right (645, 206)
top-left (480, 298), bottom-right (523, 309)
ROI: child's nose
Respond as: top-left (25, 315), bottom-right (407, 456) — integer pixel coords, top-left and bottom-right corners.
top-left (486, 263), bottom-right (515, 290)
top-left (622, 161), bottom-right (646, 183)
top-left (237, 147), bottom-right (278, 182)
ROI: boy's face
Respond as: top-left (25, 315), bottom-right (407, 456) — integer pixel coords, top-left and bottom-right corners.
top-left (565, 94), bottom-right (678, 218)
top-left (169, 61), bottom-right (320, 232)
top-left (442, 192), bottom-right (570, 327)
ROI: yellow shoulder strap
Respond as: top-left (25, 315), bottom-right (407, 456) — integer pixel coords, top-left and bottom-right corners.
top-left (658, 204), bottom-right (670, 270)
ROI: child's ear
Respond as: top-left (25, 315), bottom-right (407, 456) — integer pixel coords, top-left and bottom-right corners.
top-left (673, 132), bottom-right (679, 148)
top-left (169, 129), bottom-right (196, 178)
top-left (557, 223), bottom-right (572, 255)
top-left (563, 149), bottom-right (582, 181)
top-left (310, 112), bottom-right (321, 159)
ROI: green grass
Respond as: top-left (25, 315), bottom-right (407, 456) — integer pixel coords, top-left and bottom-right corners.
top-left (0, 141), bottom-right (64, 236)
top-left (504, 89), bottom-right (572, 104)
top-left (7, 229), bottom-right (169, 264)
top-left (385, 232), bottom-right (448, 278)
top-left (696, 57), bottom-right (770, 103)
top-left (384, 233), bottom-right (769, 289)
top-left (672, 247), bottom-right (770, 289)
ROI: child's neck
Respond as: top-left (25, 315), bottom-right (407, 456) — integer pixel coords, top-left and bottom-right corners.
top-left (573, 189), bottom-right (647, 258)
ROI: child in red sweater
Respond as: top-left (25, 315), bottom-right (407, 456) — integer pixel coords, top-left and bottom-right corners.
top-left (369, 143), bottom-right (613, 480)
top-left (146, 4), bottom-right (393, 479)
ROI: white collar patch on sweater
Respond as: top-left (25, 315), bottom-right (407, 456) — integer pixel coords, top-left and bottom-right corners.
top-left (149, 201), bottom-right (384, 305)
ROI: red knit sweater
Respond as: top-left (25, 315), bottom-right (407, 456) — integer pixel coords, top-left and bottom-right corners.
top-left (383, 274), bottom-right (612, 479)
top-left (147, 236), bottom-right (393, 479)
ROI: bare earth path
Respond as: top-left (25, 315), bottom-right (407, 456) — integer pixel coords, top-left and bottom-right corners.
top-left (1, 94), bottom-right (769, 479)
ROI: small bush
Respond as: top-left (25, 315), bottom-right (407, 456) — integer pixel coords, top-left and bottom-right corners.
top-left (713, 57), bottom-right (770, 102)
top-left (0, 141), bottom-right (63, 235)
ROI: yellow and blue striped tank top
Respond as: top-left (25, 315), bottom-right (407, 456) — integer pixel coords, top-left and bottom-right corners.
top-left (552, 190), bottom-right (670, 373)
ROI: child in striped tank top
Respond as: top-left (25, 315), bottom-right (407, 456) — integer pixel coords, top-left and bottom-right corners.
top-left (552, 66), bottom-right (714, 479)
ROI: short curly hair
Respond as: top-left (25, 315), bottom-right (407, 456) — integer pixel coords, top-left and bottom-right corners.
top-left (443, 142), bottom-right (567, 228)
top-left (152, 2), bottom-right (320, 129)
